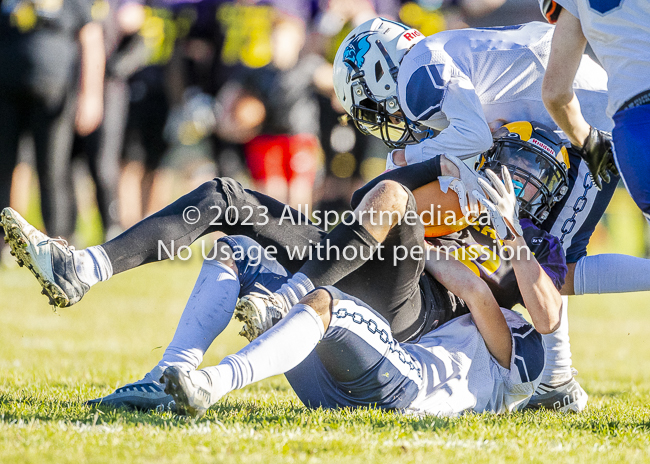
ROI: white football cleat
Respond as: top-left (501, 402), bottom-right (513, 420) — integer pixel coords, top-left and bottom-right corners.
top-left (161, 366), bottom-right (216, 418)
top-left (234, 283), bottom-right (286, 342)
top-left (1, 207), bottom-right (88, 308)
top-left (527, 375), bottom-right (588, 413)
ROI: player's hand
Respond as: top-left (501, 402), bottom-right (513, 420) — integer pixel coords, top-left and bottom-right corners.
top-left (477, 166), bottom-right (523, 242)
top-left (442, 154), bottom-right (487, 220)
top-left (575, 126), bottom-right (619, 190)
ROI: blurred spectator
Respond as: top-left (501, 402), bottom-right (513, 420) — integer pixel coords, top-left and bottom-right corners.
top-left (461, 0), bottom-right (543, 27)
top-left (397, 0), bottom-right (541, 32)
top-left (311, 0), bottom-right (400, 214)
top-left (71, 0), bottom-right (150, 240)
top-left (215, 13), bottom-right (322, 207)
top-left (118, 1), bottom-right (184, 226)
top-left (167, 0), bottom-right (315, 185)
top-left (160, 0), bottom-right (246, 184)
top-left (0, 0), bottom-right (104, 255)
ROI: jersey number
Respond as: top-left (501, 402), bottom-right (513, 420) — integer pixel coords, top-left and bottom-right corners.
top-left (451, 244), bottom-right (501, 277)
top-left (588, 0), bottom-right (623, 14)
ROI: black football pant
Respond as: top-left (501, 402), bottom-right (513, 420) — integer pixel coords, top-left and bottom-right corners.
top-left (102, 177), bottom-right (431, 341)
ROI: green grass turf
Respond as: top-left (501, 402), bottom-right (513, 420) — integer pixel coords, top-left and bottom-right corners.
top-left (1, 258), bottom-right (650, 463)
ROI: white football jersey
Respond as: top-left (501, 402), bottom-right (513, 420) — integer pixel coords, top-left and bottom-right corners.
top-left (404, 309), bottom-right (544, 416)
top-left (397, 22), bottom-right (610, 165)
top-left (552, 0), bottom-right (650, 117)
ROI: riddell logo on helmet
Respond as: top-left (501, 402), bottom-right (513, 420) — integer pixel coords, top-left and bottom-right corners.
top-left (529, 138), bottom-right (554, 156)
top-left (403, 30), bottom-right (423, 41)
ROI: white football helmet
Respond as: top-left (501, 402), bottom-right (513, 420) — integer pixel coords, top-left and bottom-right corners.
top-left (333, 18), bottom-right (428, 148)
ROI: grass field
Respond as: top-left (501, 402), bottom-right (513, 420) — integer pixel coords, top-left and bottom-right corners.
top-left (2, 256), bottom-right (650, 463)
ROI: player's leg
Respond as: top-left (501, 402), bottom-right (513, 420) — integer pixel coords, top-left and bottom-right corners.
top-left (88, 254), bottom-right (239, 411)
top-left (238, 180), bottom-right (430, 342)
top-left (612, 104), bottom-right (650, 222)
top-left (298, 179), bottom-right (412, 287)
top-left (285, 287), bottom-right (422, 410)
top-left (556, 156), bottom-right (650, 295)
top-left (103, 177), bottom-right (324, 274)
top-left (533, 156), bottom-right (617, 412)
top-left (88, 235), bottom-right (292, 410)
top-left (262, 156), bottom-right (464, 337)
top-left (333, 181), bottom-right (431, 341)
top-left (527, 295), bottom-right (587, 413)
top-left (1, 177), bottom-right (324, 308)
top-left (162, 287), bottom-right (422, 418)
top-left (572, 254), bottom-right (650, 294)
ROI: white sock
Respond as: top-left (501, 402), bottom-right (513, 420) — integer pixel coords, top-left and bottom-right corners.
top-left (148, 260), bottom-right (240, 378)
top-left (539, 295), bottom-right (573, 387)
top-left (574, 254), bottom-right (650, 294)
top-left (142, 365), bottom-right (165, 385)
top-left (73, 245), bottom-right (113, 287)
top-left (200, 304), bottom-right (324, 400)
top-left (274, 272), bottom-right (315, 314)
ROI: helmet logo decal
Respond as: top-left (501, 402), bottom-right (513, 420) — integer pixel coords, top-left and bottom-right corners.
top-left (529, 138), bottom-right (555, 156)
top-left (402, 30), bottom-right (423, 42)
top-left (343, 34), bottom-right (372, 71)
top-left (503, 121), bottom-right (533, 141)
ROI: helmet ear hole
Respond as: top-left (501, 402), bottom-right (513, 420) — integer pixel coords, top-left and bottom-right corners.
top-left (374, 61), bottom-right (384, 81)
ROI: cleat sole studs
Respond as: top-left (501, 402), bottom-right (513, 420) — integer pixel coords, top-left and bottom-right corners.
top-left (2, 209), bottom-right (72, 308)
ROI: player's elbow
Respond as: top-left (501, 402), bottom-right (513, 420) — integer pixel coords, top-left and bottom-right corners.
top-left (477, 125), bottom-right (493, 153)
top-left (457, 121), bottom-right (492, 153)
top-left (536, 320), bottom-right (559, 335)
top-left (542, 77), bottom-right (573, 111)
top-left (464, 277), bottom-right (494, 309)
top-left (547, 317), bottom-right (561, 334)
top-left (535, 301), bottom-right (562, 334)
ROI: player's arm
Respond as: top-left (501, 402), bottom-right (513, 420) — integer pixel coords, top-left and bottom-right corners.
top-left (505, 235), bottom-right (562, 333)
top-left (542, 8), bottom-right (617, 189)
top-left (351, 155), bottom-right (459, 208)
top-left (397, 67), bottom-right (493, 165)
top-left (541, 8), bottom-right (589, 147)
top-left (478, 168), bottom-right (562, 334)
top-left (424, 243), bottom-right (512, 369)
top-left (353, 154), bottom-right (486, 220)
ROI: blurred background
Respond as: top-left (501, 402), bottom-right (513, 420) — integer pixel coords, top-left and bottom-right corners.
top-left (0, 0), bottom-right (645, 263)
